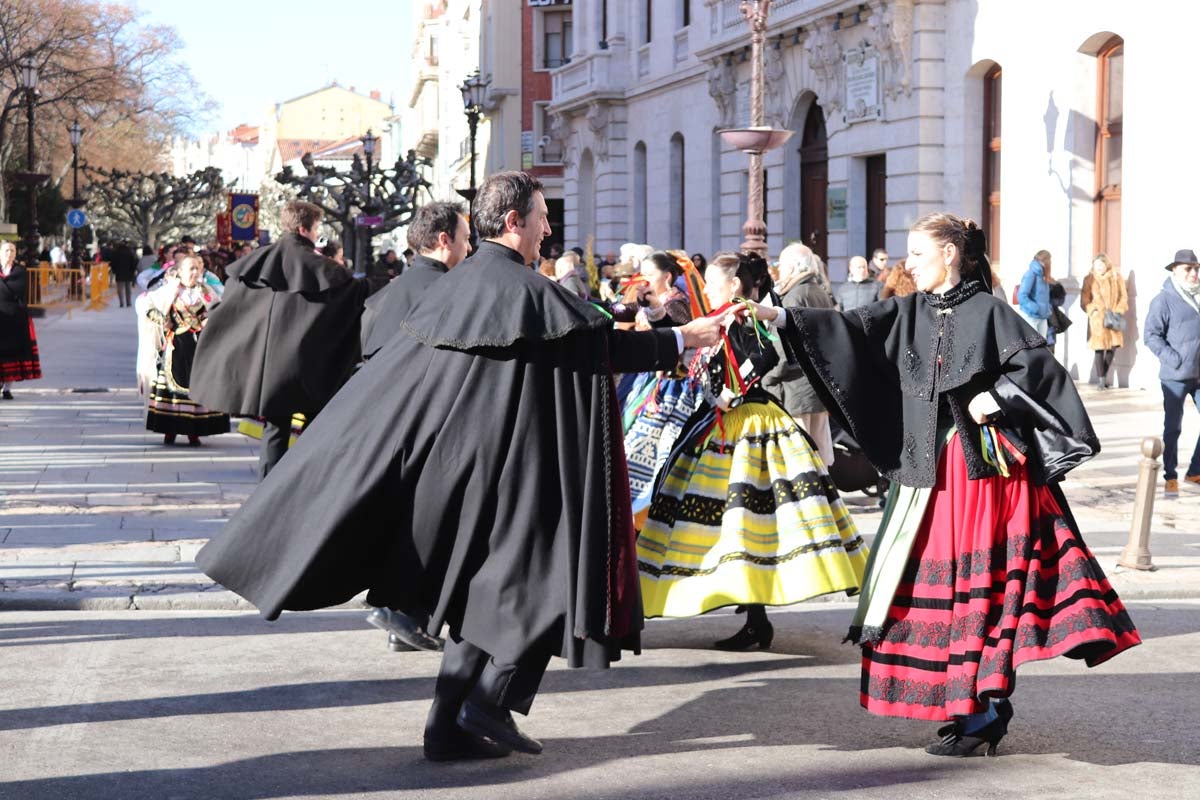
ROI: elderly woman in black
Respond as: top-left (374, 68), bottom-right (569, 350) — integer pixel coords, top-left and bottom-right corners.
top-left (0, 240), bottom-right (42, 399)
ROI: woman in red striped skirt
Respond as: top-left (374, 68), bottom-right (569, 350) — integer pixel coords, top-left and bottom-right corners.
top-left (752, 212), bottom-right (1139, 757)
top-left (0, 240), bottom-right (42, 399)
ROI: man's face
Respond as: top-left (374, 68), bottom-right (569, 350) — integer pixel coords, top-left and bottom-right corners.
top-left (515, 191), bottom-right (551, 264)
top-left (1175, 262), bottom-right (1200, 289)
top-left (385, 252), bottom-right (397, 263)
top-left (0, 242), bottom-right (16, 268)
top-left (849, 257), bottom-right (869, 282)
top-left (872, 251), bottom-right (889, 272)
top-left (446, 215), bottom-right (471, 268)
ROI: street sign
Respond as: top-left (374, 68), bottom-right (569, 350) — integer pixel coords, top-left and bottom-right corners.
top-left (356, 215), bottom-right (384, 227)
top-left (67, 209), bottom-right (87, 229)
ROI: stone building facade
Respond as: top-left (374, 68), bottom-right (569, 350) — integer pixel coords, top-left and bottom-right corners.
top-left (547, 0), bottom-right (1200, 388)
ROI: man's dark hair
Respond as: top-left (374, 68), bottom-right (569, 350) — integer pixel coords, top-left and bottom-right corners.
top-left (407, 201), bottom-right (465, 253)
top-left (472, 171), bottom-right (543, 238)
top-left (171, 246), bottom-right (190, 263)
top-left (180, 235), bottom-right (196, 244)
top-left (320, 239), bottom-right (342, 259)
top-left (281, 200), bottom-right (324, 233)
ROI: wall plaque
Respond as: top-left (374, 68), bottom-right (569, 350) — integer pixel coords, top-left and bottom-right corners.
top-left (827, 186), bottom-right (848, 230)
top-left (844, 46), bottom-right (882, 123)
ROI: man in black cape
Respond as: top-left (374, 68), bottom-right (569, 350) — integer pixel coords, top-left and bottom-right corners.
top-left (189, 200), bottom-right (370, 478)
top-left (360, 200), bottom-right (469, 360)
top-left (196, 172), bottom-right (725, 761)
top-left (359, 200), bottom-right (470, 653)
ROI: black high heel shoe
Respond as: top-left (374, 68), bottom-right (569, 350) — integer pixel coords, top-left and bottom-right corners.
top-left (927, 700), bottom-right (1013, 757)
top-left (713, 620), bottom-right (774, 651)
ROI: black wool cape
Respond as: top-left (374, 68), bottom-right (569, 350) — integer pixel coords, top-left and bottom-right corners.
top-left (779, 282), bottom-right (1099, 487)
top-left (360, 253), bottom-right (447, 359)
top-left (189, 233), bottom-right (369, 419)
top-left (196, 241), bottom-right (681, 668)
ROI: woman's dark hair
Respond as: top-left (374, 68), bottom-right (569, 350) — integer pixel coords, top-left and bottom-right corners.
top-left (406, 201), bottom-right (465, 252)
top-left (320, 239), bottom-right (343, 259)
top-left (911, 211), bottom-right (992, 290)
top-left (472, 171), bottom-right (544, 238)
top-left (691, 252), bottom-right (707, 269)
top-left (645, 250), bottom-right (683, 283)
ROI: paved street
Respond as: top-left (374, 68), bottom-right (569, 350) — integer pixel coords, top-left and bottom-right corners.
top-left (2, 300), bottom-right (1200, 798)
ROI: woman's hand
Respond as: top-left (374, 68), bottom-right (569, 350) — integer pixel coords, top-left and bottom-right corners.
top-left (734, 301), bottom-right (781, 323)
top-left (968, 392), bottom-right (1001, 424)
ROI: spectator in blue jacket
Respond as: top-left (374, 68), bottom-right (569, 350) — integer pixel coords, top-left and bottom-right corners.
top-left (1016, 249), bottom-right (1052, 336)
top-left (1144, 248), bottom-right (1200, 497)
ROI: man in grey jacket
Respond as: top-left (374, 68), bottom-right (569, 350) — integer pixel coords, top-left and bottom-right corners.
top-left (1144, 248), bottom-right (1200, 497)
top-left (834, 255), bottom-right (880, 312)
top-left (762, 242), bottom-right (836, 465)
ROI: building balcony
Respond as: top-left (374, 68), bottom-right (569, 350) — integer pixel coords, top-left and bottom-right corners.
top-left (550, 45), bottom-right (629, 114)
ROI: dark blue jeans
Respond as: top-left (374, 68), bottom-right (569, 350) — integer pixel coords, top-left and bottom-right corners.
top-left (1161, 379), bottom-right (1200, 480)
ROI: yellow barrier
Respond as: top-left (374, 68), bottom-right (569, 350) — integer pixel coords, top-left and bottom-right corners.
top-left (25, 261), bottom-right (114, 315)
top-left (87, 263), bottom-right (111, 310)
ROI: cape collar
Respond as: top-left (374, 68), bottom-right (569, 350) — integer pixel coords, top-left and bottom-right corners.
top-left (923, 278), bottom-right (981, 310)
top-left (478, 240), bottom-right (527, 266)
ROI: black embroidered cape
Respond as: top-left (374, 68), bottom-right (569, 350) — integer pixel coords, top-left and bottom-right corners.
top-left (196, 241), bottom-right (681, 669)
top-left (779, 281), bottom-right (1099, 487)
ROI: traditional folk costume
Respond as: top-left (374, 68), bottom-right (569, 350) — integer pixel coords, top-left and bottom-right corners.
top-left (638, 302), bottom-right (868, 620)
top-left (778, 277), bottom-right (1140, 740)
top-left (197, 241), bottom-right (686, 757)
top-left (144, 281), bottom-right (229, 440)
top-left (619, 284), bottom-right (705, 523)
top-left (0, 262), bottom-right (42, 392)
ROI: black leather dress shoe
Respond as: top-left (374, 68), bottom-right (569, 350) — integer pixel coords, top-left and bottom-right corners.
top-left (457, 701), bottom-right (543, 755)
top-left (423, 726), bottom-right (511, 762)
top-left (387, 633), bottom-right (415, 652)
top-left (365, 608), bottom-right (445, 651)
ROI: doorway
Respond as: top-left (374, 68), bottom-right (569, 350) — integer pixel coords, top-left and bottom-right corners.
top-left (865, 154), bottom-right (887, 256)
top-left (800, 104), bottom-right (828, 259)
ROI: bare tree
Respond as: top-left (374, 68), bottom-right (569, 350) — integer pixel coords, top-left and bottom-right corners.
top-left (0, 0), bottom-right (213, 220)
top-left (83, 165), bottom-right (226, 247)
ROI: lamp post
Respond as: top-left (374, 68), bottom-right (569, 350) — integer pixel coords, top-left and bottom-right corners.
top-left (67, 120), bottom-right (85, 273)
top-left (14, 55), bottom-right (48, 269)
top-left (718, 1), bottom-right (792, 259)
top-left (354, 128), bottom-right (381, 275)
top-left (456, 70), bottom-right (490, 205)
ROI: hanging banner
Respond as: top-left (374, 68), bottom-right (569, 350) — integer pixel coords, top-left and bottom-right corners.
top-left (216, 211), bottom-right (232, 244)
top-left (228, 193), bottom-right (259, 242)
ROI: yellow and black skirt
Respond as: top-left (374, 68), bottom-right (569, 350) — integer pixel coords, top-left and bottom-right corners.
top-left (638, 400), bottom-right (868, 619)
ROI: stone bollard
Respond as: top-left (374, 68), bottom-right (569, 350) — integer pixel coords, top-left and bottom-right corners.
top-left (1118, 436), bottom-right (1162, 571)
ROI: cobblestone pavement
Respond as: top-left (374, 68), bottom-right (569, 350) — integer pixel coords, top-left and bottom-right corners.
top-left (3, 300), bottom-right (1200, 608)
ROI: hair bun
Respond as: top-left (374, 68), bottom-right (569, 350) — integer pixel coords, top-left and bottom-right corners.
top-left (964, 224), bottom-right (987, 255)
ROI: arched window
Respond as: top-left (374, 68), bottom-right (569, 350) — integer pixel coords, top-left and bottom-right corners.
top-left (633, 141), bottom-right (648, 243)
top-left (669, 133), bottom-right (686, 249)
top-left (981, 64), bottom-right (1002, 264)
top-left (1095, 36), bottom-right (1123, 262)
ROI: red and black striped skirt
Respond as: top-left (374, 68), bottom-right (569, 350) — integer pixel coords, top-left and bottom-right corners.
top-left (860, 434), bottom-right (1140, 720)
top-left (0, 315), bottom-right (42, 382)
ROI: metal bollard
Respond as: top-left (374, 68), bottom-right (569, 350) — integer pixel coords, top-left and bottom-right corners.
top-left (1118, 436), bottom-right (1162, 571)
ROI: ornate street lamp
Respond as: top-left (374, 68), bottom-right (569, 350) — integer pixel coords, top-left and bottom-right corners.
top-left (719, 1), bottom-right (793, 258)
top-left (67, 120), bottom-right (86, 273)
top-left (456, 70), bottom-right (490, 205)
top-left (15, 54), bottom-right (48, 269)
top-left (353, 128), bottom-right (382, 274)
